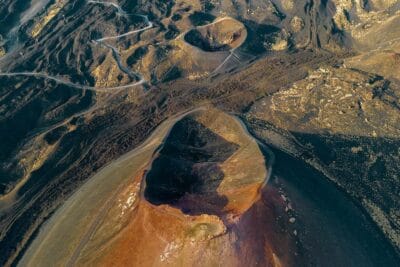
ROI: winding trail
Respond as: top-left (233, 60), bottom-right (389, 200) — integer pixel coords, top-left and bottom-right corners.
top-left (0, 71), bottom-right (144, 91)
top-left (0, 0), bottom-right (153, 211)
top-left (94, 14), bottom-right (153, 42)
top-left (88, 0), bottom-right (126, 15)
top-left (0, 0), bottom-right (153, 92)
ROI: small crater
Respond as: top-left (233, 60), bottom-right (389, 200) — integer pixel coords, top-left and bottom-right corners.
top-left (184, 18), bottom-right (247, 52)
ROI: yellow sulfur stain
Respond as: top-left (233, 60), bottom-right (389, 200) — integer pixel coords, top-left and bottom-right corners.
top-left (31, 0), bottom-right (67, 38)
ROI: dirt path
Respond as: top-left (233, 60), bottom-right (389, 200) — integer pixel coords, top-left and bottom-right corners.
top-left (0, 0), bottom-right (153, 92)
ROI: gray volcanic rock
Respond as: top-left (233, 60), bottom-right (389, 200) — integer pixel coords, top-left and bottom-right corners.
top-left (246, 65), bottom-right (400, 249)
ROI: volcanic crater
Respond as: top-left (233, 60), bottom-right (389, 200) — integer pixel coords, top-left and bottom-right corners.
top-left (183, 17), bottom-right (247, 52)
top-left (145, 109), bottom-right (269, 216)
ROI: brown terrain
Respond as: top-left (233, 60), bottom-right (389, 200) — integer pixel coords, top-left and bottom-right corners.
top-left (71, 109), bottom-right (292, 267)
top-left (0, 0), bottom-right (399, 266)
top-left (20, 109), bottom-right (298, 266)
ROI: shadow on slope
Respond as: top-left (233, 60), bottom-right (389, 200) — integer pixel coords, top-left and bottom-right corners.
top-left (145, 117), bottom-right (239, 215)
